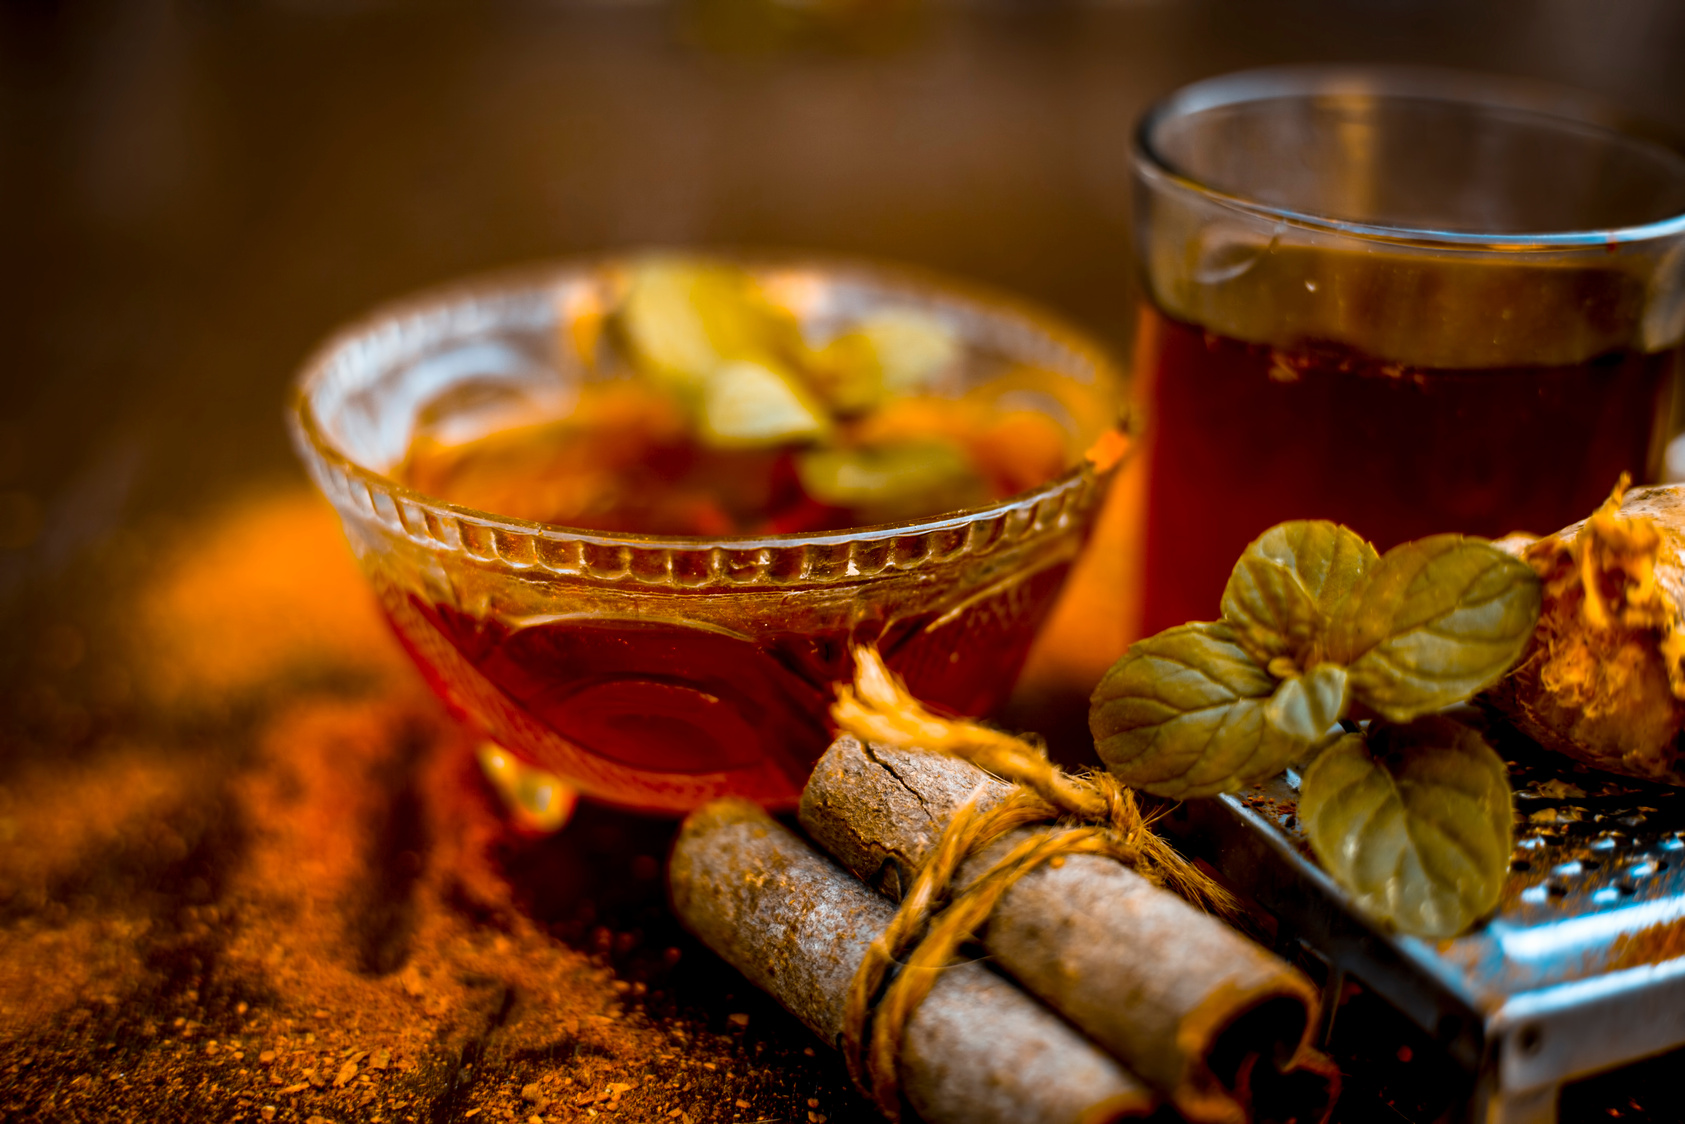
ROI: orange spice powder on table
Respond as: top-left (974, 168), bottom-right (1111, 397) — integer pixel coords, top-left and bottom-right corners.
top-left (0, 487), bottom-right (849, 1124)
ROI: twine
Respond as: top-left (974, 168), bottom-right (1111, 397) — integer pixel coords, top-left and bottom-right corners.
top-left (830, 646), bottom-right (1240, 1121)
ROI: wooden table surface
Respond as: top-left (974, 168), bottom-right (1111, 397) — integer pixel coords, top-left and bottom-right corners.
top-left (6, 3), bottom-right (1685, 1121)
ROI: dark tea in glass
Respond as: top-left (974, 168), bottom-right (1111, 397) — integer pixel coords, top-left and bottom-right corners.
top-left (1131, 67), bottom-right (1685, 634)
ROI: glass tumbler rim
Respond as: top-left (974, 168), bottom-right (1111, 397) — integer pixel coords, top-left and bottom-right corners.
top-left (288, 253), bottom-right (1128, 583)
top-left (1133, 63), bottom-right (1685, 251)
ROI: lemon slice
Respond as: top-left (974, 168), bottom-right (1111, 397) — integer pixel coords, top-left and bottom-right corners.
top-left (700, 359), bottom-right (831, 448)
top-left (616, 259), bottom-right (802, 396)
top-left (855, 308), bottom-right (958, 395)
top-left (806, 330), bottom-right (885, 414)
top-left (795, 438), bottom-right (987, 522)
top-left (804, 308), bottom-right (959, 414)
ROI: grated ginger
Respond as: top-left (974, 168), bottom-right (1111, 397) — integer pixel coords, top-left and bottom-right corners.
top-left (1487, 476), bottom-right (1685, 784)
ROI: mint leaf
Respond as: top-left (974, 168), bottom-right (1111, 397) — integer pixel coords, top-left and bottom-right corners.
top-left (1223, 553), bottom-right (1322, 667)
top-left (1299, 719), bottom-right (1513, 938)
top-left (1329, 535), bottom-right (1541, 721)
top-left (1090, 622), bottom-right (1305, 798)
top-left (1221, 521), bottom-right (1378, 667)
top-left (1264, 663), bottom-right (1349, 745)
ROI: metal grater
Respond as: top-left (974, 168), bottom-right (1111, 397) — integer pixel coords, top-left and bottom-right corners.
top-left (1161, 706), bottom-right (1685, 1124)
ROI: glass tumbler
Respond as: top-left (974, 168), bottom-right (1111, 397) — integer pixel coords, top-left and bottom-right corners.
top-left (1132, 65), bottom-right (1685, 635)
top-left (290, 257), bottom-right (1125, 814)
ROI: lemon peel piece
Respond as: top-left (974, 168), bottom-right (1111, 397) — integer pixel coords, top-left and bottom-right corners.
top-left (855, 308), bottom-right (959, 395)
top-left (802, 308), bottom-right (959, 415)
top-left (795, 439), bottom-right (986, 523)
top-left (616, 259), bottom-right (800, 396)
top-left (699, 359), bottom-right (831, 448)
top-left (806, 330), bottom-right (886, 414)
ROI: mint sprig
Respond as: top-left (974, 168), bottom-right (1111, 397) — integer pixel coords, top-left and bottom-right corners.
top-left (1089, 520), bottom-right (1541, 935)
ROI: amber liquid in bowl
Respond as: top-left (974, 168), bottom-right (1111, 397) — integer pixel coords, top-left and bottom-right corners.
top-left (384, 411), bottom-right (1084, 812)
top-left (293, 262), bottom-right (1125, 814)
top-left (387, 565), bottom-right (1070, 809)
top-left (1135, 250), bottom-right (1679, 635)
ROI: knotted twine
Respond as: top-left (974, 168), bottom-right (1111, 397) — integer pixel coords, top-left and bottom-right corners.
top-left (829, 646), bottom-right (1239, 1122)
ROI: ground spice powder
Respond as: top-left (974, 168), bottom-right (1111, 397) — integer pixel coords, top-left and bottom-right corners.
top-left (1608, 917), bottom-right (1685, 973)
top-left (0, 488), bottom-right (861, 1123)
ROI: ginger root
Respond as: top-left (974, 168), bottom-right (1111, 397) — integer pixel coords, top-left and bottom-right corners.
top-left (1487, 477), bottom-right (1685, 785)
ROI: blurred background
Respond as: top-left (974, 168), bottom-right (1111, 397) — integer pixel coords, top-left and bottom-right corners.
top-left (7, 0), bottom-right (1685, 570)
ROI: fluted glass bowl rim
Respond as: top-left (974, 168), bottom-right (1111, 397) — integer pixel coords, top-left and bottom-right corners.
top-left (288, 254), bottom-right (1127, 586)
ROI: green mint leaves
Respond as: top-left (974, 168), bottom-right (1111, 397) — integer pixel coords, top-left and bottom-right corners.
top-left (1222, 521), bottom-right (1379, 667)
top-left (1299, 720), bottom-right (1514, 938)
top-left (1331, 535), bottom-right (1546, 721)
top-left (1089, 622), bottom-right (1295, 798)
top-left (1091, 521), bottom-right (1538, 792)
top-left (1089, 520), bottom-right (1541, 936)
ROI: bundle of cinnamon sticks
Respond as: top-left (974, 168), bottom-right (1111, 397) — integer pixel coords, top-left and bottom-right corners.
top-left (669, 736), bottom-right (1337, 1124)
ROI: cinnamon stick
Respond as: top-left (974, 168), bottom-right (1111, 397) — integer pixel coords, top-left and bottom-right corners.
top-left (798, 735), bottom-right (1330, 1124)
top-left (668, 799), bottom-right (1162, 1124)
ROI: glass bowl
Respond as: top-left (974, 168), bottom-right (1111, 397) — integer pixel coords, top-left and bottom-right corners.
top-left (289, 255), bottom-right (1126, 814)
